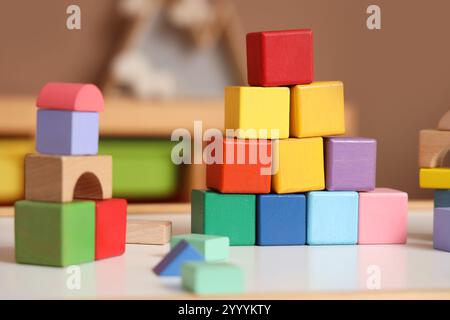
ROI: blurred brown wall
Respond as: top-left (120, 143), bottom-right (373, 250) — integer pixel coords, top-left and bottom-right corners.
top-left (1, 0), bottom-right (450, 198)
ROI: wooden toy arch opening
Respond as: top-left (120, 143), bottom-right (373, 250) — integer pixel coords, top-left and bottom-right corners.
top-left (73, 172), bottom-right (104, 200)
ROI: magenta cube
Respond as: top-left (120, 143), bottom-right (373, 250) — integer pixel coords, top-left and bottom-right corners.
top-left (325, 137), bottom-right (377, 191)
top-left (434, 207), bottom-right (450, 252)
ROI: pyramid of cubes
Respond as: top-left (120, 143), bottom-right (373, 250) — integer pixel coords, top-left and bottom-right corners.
top-left (15, 82), bottom-right (127, 267)
top-left (192, 29), bottom-right (408, 246)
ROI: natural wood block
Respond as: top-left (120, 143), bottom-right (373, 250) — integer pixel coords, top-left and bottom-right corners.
top-left (126, 220), bottom-right (172, 245)
top-left (25, 153), bottom-right (112, 202)
top-left (418, 129), bottom-right (450, 168)
top-left (438, 110), bottom-right (450, 131)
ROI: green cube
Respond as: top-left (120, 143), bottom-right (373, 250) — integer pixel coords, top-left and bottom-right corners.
top-left (15, 200), bottom-right (95, 267)
top-left (171, 234), bottom-right (229, 261)
top-left (191, 190), bottom-right (256, 246)
top-left (182, 262), bottom-right (244, 294)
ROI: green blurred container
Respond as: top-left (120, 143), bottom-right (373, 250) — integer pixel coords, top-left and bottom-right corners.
top-left (98, 139), bottom-right (178, 200)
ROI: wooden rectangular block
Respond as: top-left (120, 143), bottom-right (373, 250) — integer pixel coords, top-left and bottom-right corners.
top-left (191, 190), bottom-right (255, 246)
top-left (306, 191), bottom-right (358, 245)
top-left (154, 240), bottom-right (203, 276)
top-left (272, 138), bottom-right (324, 193)
top-left (290, 81), bottom-right (345, 138)
top-left (181, 262), bottom-right (244, 294)
top-left (126, 220), bottom-right (171, 245)
top-left (25, 153), bottom-right (112, 202)
top-left (325, 137), bottom-right (377, 191)
top-left (224, 86), bottom-right (289, 139)
top-left (419, 168), bottom-right (450, 189)
top-left (434, 207), bottom-right (450, 252)
top-left (171, 234), bottom-right (229, 261)
top-left (246, 29), bottom-right (313, 87)
top-left (95, 199), bottom-right (127, 260)
top-left (358, 188), bottom-right (408, 244)
top-left (434, 190), bottom-right (450, 208)
top-left (256, 194), bottom-right (306, 246)
top-left (15, 200), bottom-right (95, 267)
top-left (418, 129), bottom-right (450, 168)
top-left (206, 138), bottom-right (271, 193)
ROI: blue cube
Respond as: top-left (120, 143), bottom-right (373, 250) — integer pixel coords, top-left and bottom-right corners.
top-left (434, 190), bottom-right (450, 208)
top-left (306, 191), bottom-right (358, 245)
top-left (36, 109), bottom-right (99, 155)
top-left (256, 194), bottom-right (306, 245)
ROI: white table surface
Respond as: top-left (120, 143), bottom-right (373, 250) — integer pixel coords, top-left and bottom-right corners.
top-left (1, 208), bottom-right (450, 299)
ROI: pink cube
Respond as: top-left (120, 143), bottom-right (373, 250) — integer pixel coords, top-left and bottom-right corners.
top-left (358, 188), bottom-right (408, 244)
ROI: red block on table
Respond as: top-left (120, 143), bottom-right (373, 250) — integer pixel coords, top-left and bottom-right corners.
top-left (246, 29), bottom-right (313, 87)
top-left (95, 198), bottom-right (127, 260)
top-left (206, 138), bottom-right (272, 193)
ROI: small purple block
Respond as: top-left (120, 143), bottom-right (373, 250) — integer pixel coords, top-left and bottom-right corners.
top-left (434, 208), bottom-right (450, 252)
top-left (36, 109), bottom-right (99, 155)
top-left (325, 137), bottom-right (376, 191)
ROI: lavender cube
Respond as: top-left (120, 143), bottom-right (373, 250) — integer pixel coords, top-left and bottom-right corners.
top-left (325, 137), bottom-right (376, 191)
top-left (36, 109), bottom-right (99, 155)
top-left (434, 207), bottom-right (450, 252)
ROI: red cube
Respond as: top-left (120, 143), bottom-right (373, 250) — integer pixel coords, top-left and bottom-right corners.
top-left (246, 29), bottom-right (313, 87)
top-left (95, 198), bottom-right (127, 260)
top-left (206, 138), bottom-right (272, 193)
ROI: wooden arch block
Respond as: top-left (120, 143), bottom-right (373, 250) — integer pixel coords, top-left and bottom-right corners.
top-left (36, 82), bottom-right (104, 112)
top-left (438, 110), bottom-right (450, 131)
top-left (419, 129), bottom-right (450, 168)
top-left (25, 153), bottom-right (112, 202)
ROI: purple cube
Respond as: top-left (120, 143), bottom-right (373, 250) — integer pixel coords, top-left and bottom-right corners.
top-left (325, 137), bottom-right (376, 191)
top-left (36, 109), bottom-right (99, 155)
top-left (434, 207), bottom-right (450, 252)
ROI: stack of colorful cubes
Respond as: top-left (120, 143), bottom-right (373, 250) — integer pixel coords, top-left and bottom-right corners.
top-left (192, 29), bottom-right (408, 246)
top-left (15, 82), bottom-right (127, 267)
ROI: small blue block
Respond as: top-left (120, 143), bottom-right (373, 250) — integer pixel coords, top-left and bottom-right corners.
top-left (434, 190), bottom-right (450, 208)
top-left (36, 109), bottom-right (99, 155)
top-left (306, 191), bottom-right (359, 245)
top-left (153, 240), bottom-right (203, 276)
top-left (256, 194), bottom-right (306, 245)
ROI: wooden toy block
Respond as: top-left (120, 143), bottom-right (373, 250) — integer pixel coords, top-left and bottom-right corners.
top-left (256, 194), bottom-right (306, 246)
top-left (438, 110), bottom-right (450, 131)
top-left (191, 190), bottom-right (256, 246)
top-left (434, 207), bottom-right (450, 252)
top-left (434, 190), bottom-right (450, 208)
top-left (206, 138), bottom-right (271, 193)
top-left (290, 81), bottom-right (345, 138)
top-left (224, 86), bottom-right (289, 139)
top-left (418, 129), bottom-right (450, 167)
top-left (25, 153), bottom-right (112, 202)
top-left (95, 199), bottom-right (127, 260)
top-left (15, 200), bottom-right (95, 267)
top-left (181, 262), bottom-right (244, 294)
top-left (306, 191), bottom-right (359, 245)
top-left (153, 240), bottom-right (203, 276)
top-left (272, 138), bottom-right (324, 193)
top-left (171, 234), bottom-right (229, 261)
top-left (419, 168), bottom-right (450, 189)
top-left (36, 82), bottom-right (104, 112)
top-left (246, 29), bottom-right (313, 87)
top-left (126, 220), bottom-right (172, 245)
top-left (36, 109), bottom-right (99, 155)
top-left (325, 137), bottom-right (377, 191)
top-left (358, 188), bottom-right (408, 244)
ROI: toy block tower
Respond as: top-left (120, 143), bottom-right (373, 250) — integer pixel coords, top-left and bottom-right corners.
top-left (15, 82), bottom-right (127, 267)
top-left (192, 29), bottom-right (408, 247)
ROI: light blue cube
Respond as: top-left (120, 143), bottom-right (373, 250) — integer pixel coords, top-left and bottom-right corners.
top-left (36, 109), bottom-right (99, 155)
top-left (306, 191), bottom-right (358, 245)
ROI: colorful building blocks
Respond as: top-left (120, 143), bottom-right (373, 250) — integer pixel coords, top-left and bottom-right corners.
top-left (419, 168), bottom-right (450, 189)
top-left (290, 81), bottom-right (345, 138)
top-left (171, 234), bottom-right (229, 261)
top-left (256, 194), bottom-right (306, 246)
top-left (325, 137), bottom-right (377, 191)
top-left (153, 240), bottom-right (203, 276)
top-left (224, 86), bottom-right (289, 139)
top-left (246, 29), bottom-right (313, 86)
top-left (206, 138), bottom-right (272, 193)
top-left (272, 138), bottom-right (325, 193)
top-left (358, 188), bottom-right (408, 244)
top-left (191, 190), bottom-right (255, 246)
top-left (126, 220), bottom-right (172, 245)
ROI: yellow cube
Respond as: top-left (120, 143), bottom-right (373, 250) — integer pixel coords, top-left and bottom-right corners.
top-left (272, 138), bottom-right (325, 193)
top-left (420, 168), bottom-right (450, 189)
top-left (225, 86), bottom-right (289, 139)
top-left (290, 81), bottom-right (345, 138)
